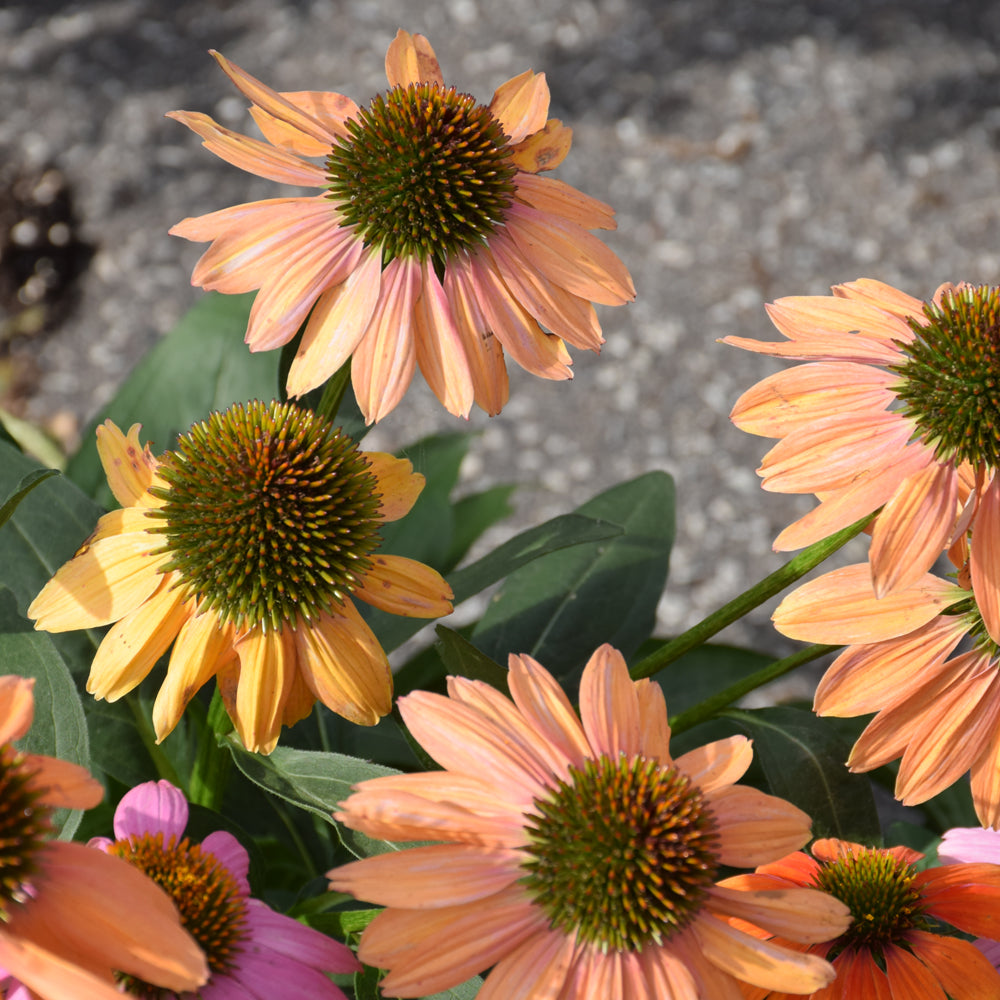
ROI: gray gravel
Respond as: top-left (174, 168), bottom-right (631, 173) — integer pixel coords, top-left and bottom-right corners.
top-left (4, 0), bottom-right (1000, 668)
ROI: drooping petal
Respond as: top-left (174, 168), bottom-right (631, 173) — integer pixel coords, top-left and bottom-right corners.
top-left (351, 256), bottom-right (419, 424)
top-left (971, 728), bottom-right (1000, 828)
top-left (293, 601), bottom-right (392, 725)
top-left (489, 70), bottom-right (550, 145)
top-left (249, 89), bottom-right (359, 155)
top-left (773, 564), bottom-right (963, 645)
top-left (906, 929), bottom-right (1000, 1000)
top-left (970, 475), bottom-right (1000, 644)
top-left (869, 460), bottom-right (958, 596)
top-left (706, 885), bottom-right (851, 944)
top-left (515, 173), bottom-right (616, 230)
top-left (166, 111), bottom-right (325, 187)
top-left (384, 30), bottom-right (444, 88)
top-left (231, 627), bottom-right (295, 754)
top-left (477, 927), bottom-right (576, 1000)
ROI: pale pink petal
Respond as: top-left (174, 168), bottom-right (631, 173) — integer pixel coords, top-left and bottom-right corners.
top-left (869, 460), bottom-right (958, 596)
top-left (478, 927), bottom-right (575, 1000)
top-left (285, 245), bottom-right (381, 397)
top-left (638, 944), bottom-right (700, 1000)
top-left (971, 476), bottom-right (1000, 644)
top-left (249, 90), bottom-right (359, 155)
top-left (766, 296), bottom-right (911, 354)
top-left (832, 278), bottom-right (925, 324)
top-left (384, 30), bottom-right (444, 88)
top-left (413, 259), bottom-right (474, 418)
top-left (112, 779), bottom-right (188, 842)
top-left (634, 678), bottom-right (672, 762)
top-left (515, 172), bottom-right (616, 230)
top-left (203, 831), bottom-right (251, 895)
top-left (578, 643), bottom-right (642, 758)
top-left (488, 70), bottom-right (550, 144)
top-left (166, 111), bottom-right (325, 187)
top-left (351, 256), bottom-right (419, 423)
top-left (675, 736), bottom-right (754, 794)
top-left (707, 785), bottom-right (812, 867)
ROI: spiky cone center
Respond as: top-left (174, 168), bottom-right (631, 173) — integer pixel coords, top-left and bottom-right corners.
top-left (326, 82), bottom-right (518, 265)
top-left (110, 831), bottom-right (247, 996)
top-left (892, 284), bottom-right (1000, 470)
top-left (812, 850), bottom-right (926, 957)
top-left (0, 747), bottom-right (52, 921)
top-left (147, 401), bottom-right (383, 632)
top-left (521, 755), bottom-right (720, 952)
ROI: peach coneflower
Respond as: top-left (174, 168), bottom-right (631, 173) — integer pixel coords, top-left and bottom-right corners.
top-left (771, 560), bottom-right (1000, 825)
top-left (168, 29), bottom-right (634, 423)
top-left (724, 280), bottom-right (1000, 637)
top-left (0, 675), bottom-right (207, 1000)
top-left (28, 401), bottom-right (453, 754)
top-left (90, 779), bottom-right (360, 998)
top-left (725, 838), bottom-right (1000, 1000)
top-left (328, 644), bottom-right (851, 999)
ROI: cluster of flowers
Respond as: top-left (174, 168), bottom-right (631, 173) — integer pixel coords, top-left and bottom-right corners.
top-left (5, 26), bottom-right (1000, 1000)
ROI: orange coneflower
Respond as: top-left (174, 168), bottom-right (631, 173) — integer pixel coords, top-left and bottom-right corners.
top-left (724, 838), bottom-right (1000, 999)
top-left (329, 644), bottom-right (851, 999)
top-left (771, 557), bottom-right (1000, 825)
top-left (168, 29), bottom-right (634, 423)
top-left (28, 402), bottom-right (453, 754)
top-left (0, 675), bottom-right (207, 1000)
top-left (724, 280), bottom-right (1000, 640)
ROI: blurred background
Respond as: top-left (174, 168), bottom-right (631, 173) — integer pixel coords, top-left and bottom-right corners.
top-left (2, 0), bottom-right (999, 659)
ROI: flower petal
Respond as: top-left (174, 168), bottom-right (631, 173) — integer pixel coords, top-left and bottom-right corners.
top-left (971, 475), bottom-right (1000, 644)
top-left (883, 942), bottom-right (951, 1000)
top-left (675, 736), bottom-right (754, 794)
top-left (249, 89), bottom-right (359, 155)
top-left (509, 118), bottom-right (573, 172)
top-left (112, 779), bottom-right (189, 843)
top-left (365, 452), bottom-right (424, 522)
top-left (515, 172), bottom-right (616, 230)
top-left (232, 627), bottom-right (295, 754)
top-left (707, 885), bottom-right (851, 944)
top-left (95, 421), bottom-right (160, 507)
top-left (489, 70), bottom-right (550, 145)
top-left (477, 927), bottom-right (576, 1000)
top-left (352, 554), bottom-right (453, 618)
top-left (0, 675), bottom-right (35, 744)
top-left (24, 755), bottom-right (103, 812)
top-left (578, 643), bottom-right (642, 758)
top-left (707, 785), bottom-right (812, 867)
top-left (906, 929), bottom-right (1000, 1000)
top-left (384, 30), bottom-right (444, 88)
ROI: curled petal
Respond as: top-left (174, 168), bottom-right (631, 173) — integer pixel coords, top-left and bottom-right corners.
top-left (489, 70), bottom-right (550, 144)
top-left (385, 30), bottom-right (444, 88)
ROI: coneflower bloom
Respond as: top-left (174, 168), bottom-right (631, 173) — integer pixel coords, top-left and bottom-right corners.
top-left (168, 29), bottom-right (634, 422)
top-left (329, 644), bottom-right (851, 999)
top-left (771, 560), bottom-right (1000, 825)
top-left (0, 675), bottom-right (207, 1000)
top-left (90, 779), bottom-right (360, 999)
top-left (724, 280), bottom-right (1000, 637)
top-left (724, 837), bottom-right (1000, 999)
top-left (28, 402), bottom-right (453, 754)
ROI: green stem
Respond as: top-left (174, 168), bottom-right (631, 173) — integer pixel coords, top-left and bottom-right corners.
top-left (189, 688), bottom-right (233, 810)
top-left (668, 643), bottom-right (839, 735)
top-left (126, 693), bottom-right (184, 790)
top-left (316, 359), bottom-right (352, 425)
top-left (630, 512), bottom-right (873, 680)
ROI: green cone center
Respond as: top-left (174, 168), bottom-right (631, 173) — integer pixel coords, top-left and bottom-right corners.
top-left (326, 82), bottom-right (518, 265)
top-left (110, 831), bottom-right (246, 995)
top-left (149, 401), bottom-right (383, 631)
top-left (0, 747), bottom-right (52, 920)
top-left (812, 849), bottom-right (926, 955)
top-left (892, 285), bottom-right (1000, 470)
top-left (521, 755), bottom-right (719, 952)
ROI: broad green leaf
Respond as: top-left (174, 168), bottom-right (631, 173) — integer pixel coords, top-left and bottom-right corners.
top-left (472, 473), bottom-right (675, 685)
top-left (0, 469), bottom-right (59, 530)
top-left (432, 626), bottom-right (508, 694)
top-left (427, 977), bottom-right (485, 999)
top-left (65, 291), bottom-right (279, 504)
top-left (0, 441), bottom-right (104, 669)
top-left (0, 587), bottom-right (91, 837)
top-left (367, 513), bottom-right (623, 654)
top-left (721, 706), bottom-right (882, 844)
top-left (443, 484), bottom-right (516, 574)
top-left (225, 739), bottom-right (401, 858)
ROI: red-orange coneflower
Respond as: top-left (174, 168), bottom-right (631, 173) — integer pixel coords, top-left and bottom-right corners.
top-left (169, 30), bottom-right (634, 422)
top-left (771, 559), bottom-right (1000, 825)
top-left (725, 280), bottom-right (1000, 639)
top-left (0, 675), bottom-right (207, 1000)
top-left (28, 402), bottom-right (453, 754)
top-left (329, 644), bottom-right (851, 999)
top-left (724, 838), bottom-right (1000, 999)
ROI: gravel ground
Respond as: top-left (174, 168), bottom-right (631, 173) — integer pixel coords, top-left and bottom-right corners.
top-left (3, 0), bottom-right (999, 667)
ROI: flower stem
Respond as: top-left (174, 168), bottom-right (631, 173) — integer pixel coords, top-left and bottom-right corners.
top-left (126, 693), bottom-right (185, 790)
top-left (189, 687), bottom-right (233, 810)
top-left (317, 358), bottom-right (353, 425)
top-left (667, 643), bottom-right (839, 735)
top-left (629, 512), bottom-right (873, 680)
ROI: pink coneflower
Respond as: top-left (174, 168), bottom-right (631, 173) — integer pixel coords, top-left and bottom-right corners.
top-left (0, 676), bottom-right (207, 1000)
top-left (29, 403), bottom-right (453, 754)
top-left (168, 29), bottom-right (634, 422)
top-left (329, 644), bottom-right (851, 998)
top-left (90, 779), bottom-right (360, 998)
top-left (724, 280), bottom-right (1000, 639)
top-left (725, 838), bottom-right (1000, 999)
top-left (771, 559), bottom-right (1000, 825)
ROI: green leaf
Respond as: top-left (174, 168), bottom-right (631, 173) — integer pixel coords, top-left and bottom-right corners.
top-left (471, 472), bottom-right (675, 685)
top-left (432, 626), bottom-right (508, 694)
top-left (369, 512), bottom-right (624, 654)
top-left (721, 706), bottom-right (882, 844)
top-left (0, 469), bottom-right (59, 530)
top-left (442, 483), bottom-right (516, 574)
top-left (64, 292), bottom-right (279, 504)
top-left (426, 976), bottom-right (485, 999)
top-left (0, 440), bottom-right (104, 669)
top-left (224, 739), bottom-right (402, 858)
top-left (0, 587), bottom-right (91, 838)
